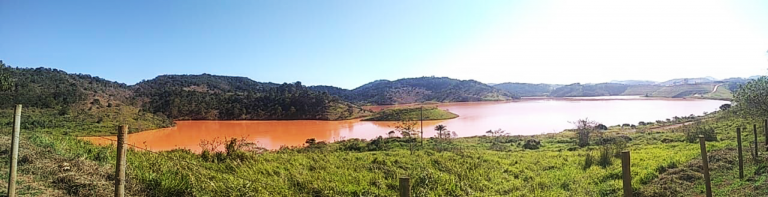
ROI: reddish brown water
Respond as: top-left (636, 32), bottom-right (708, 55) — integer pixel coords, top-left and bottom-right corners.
top-left (83, 97), bottom-right (728, 152)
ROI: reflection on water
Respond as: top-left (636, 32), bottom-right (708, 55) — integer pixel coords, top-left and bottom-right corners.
top-left (83, 97), bottom-right (728, 152)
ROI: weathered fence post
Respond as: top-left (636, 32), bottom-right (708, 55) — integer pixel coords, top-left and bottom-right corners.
top-left (621, 151), bottom-right (632, 197)
top-left (765, 119), bottom-right (768, 151)
top-left (699, 135), bottom-right (712, 197)
top-left (399, 177), bottom-right (410, 197)
top-left (7, 104), bottom-right (21, 197)
top-left (115, 125), bottom-right (128, 197)
top-left (736, 128), bottom-right (744, 179)
top-left (754, 124), bottom-right (759, 158)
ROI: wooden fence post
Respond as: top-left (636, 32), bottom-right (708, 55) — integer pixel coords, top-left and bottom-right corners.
top-left (621, 151), bottom-right (632, 197)
top-left (736, 128), bottom-right (744, 179)
top-left (765, 119), bottom-right (768, 151)
top-left (399, 177), bottom-right (410, 197)
top-left (7, 105), bottom-right (21, 197)
top-left (754, 124), bottom-right (759, 158)
top-left (699, 135), bottom-right (712, 197)
top-left (115, 125), bottom-right (128, 197)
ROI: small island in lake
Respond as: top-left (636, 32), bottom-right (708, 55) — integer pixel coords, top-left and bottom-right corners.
top-left (363, 106), bottom-right (458, 121)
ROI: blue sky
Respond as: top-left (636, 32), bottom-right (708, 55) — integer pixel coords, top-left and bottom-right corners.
top-left (1, 0), bottom-right (767, 89)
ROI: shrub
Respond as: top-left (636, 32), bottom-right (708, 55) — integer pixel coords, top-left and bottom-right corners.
top-left (583, 152), bottom-right (595, 170)
top-left (684, 124), bottom-right (717, 143)
top-left (338, 138), bottom-right (368, 152)
top-left (595, 135), bottom-right (632, 146)
top-left (595, 124), bottom-right (608, 130)
top-left (598, 145), bottom-right (613, 168)
top-left (572, 119), bottom-right (599, 147)
top-left (523, 139), bottom-right (541, 150)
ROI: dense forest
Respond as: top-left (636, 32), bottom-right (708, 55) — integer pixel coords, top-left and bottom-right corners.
top-left (311, 77), bottom-right (517, 105)
top-left (135, 75), bottom-right (367, 120)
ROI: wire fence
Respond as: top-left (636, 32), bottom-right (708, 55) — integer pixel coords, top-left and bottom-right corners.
top-left (1, 106), bottom-right (768, 196)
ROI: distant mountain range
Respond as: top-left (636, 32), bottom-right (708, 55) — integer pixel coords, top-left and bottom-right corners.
top-left (0, 60), bottom-right (762, 123)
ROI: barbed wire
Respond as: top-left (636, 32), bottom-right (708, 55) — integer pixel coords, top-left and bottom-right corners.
top-left (17, 132), bottom-right (274, 195)
top-left (89, 135), bottom-right (274, 195)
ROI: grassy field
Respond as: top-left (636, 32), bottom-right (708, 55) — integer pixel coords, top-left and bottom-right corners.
top-left (363, 106), bottom-right (458, 121)
top-left (650, 84), bottom-right (714, 98)
top-left (621, 85), bottom-right (663, 96)
top-left (0, 107), bottom-right (172, 136)
top-left (1, 109), bottom-right (766, 196)
top-left (699, 85), bottom-right (734, 100)
top-left (618, 84), bottom-right (734, 100)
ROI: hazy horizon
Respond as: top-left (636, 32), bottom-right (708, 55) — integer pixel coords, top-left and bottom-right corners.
top-left (2, 0), bottom-right (767, 89)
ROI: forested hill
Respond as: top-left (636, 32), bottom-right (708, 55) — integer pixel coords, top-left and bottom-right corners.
top-left (0, 62), bottom-right (367, 134)
top-left (133, 74), bottom-right (278, 94)
top-left (0, 61), bottom-right (172, 135)
top-left (549, 83), bottom-right (630, 97)
top-left (311, 77), bottom-right (517, 105)
top-left (134, 74), bottom-right (367, 120)
top-left (492, 83), bottom-right (556, 97)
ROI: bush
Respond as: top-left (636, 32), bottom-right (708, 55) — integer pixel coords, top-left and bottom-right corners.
top-left (338, 138), bottom-right (368, 152)
top-left (598, 145), bottom-right (613, 168)
top-left (595, 124), bottom-right (608, 130)
top-left (684, 124), bottom-right (717, 143)
top-left (595, 135), bottom-right (632, 146)
top-left (523, 139), bottom-right (541, 150)
top-left (583, 153), bottom-right (595, 170)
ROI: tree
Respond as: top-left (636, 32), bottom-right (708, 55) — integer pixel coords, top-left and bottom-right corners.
top-left (387, 130), bottom-right (396, 138)
top-left (485, 128), bottom-right (507, 138)
top-left (434, 125), bottom-right (456, 151)
top-left (485, 128), bottom-right (508, 143)
top-left (734, 76), bottom-right (768, 117)
top-left (435, 125), bottom-right (450, 139)
top-left (572, 118), bottom-right (599, 147)
top-left (0, 61), bottom-right (12, 92)
top-left (595, 124), bottom-right (608, 130)
top-left (395, 119), bottom-right (418, 138)
top-left (719, 104), bottom-right (731, 111)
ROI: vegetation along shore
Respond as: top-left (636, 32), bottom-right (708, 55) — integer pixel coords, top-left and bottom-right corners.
top-left (0, 61), bottom-right (767, 196)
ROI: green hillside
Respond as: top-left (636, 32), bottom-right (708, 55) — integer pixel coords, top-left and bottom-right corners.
top-left (492, 83), bottom-right (553, 97)
top-left (135, 75), bottom-right (369, 120)
top-left (549, 83), bottom-right (630, 97)
top-left (363, 106), bottom-right (458, 121)
top-left (314, 77), bottom-right (517, 105)
top-left (650, 84), bottom-right (714, 98)
top-left (0, 61), bottom-right (172, 135)
top-left (621, 85), bottom-right (663, 96)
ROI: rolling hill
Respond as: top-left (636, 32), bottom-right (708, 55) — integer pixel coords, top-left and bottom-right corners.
top-left (134, 74), bottom-right (368, 120)
top-left (312, 77), bottom-right (517, 105)
top-left (492, 83), bottom-right (555, 97)
top-left (549, 83), bottom-right (630, 97)
top-left (0, 61), bottom-right (172, 135)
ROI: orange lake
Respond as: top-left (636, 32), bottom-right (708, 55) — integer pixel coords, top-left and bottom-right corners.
top-left (82, 97), bottom-right (728, 152)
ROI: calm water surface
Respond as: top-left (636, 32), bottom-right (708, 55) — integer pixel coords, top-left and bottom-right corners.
top-left (84, 97), bottom-right (728, 152)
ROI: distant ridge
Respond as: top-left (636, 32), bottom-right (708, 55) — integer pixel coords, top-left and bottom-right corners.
top-left (311, 76), bottom-right (517, 105)
top-left (608, 80), bottom-right (656, 85)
